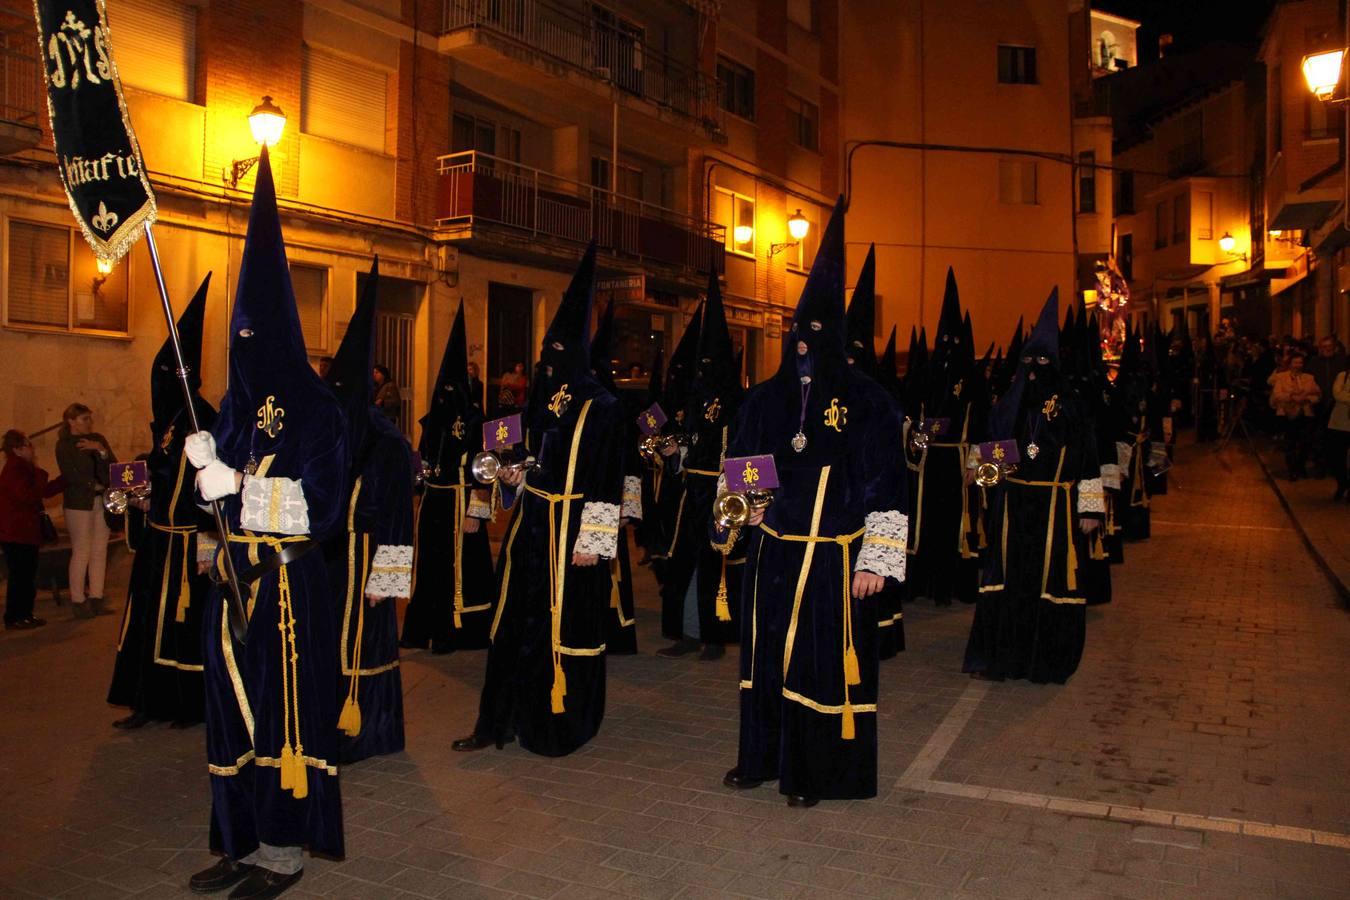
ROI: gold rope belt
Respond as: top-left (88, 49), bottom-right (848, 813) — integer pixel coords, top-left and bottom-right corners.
top-left (1129, 431), bottom-right (1150, 509)
top-left (684, 467), bottom-right (721, 477)
top-left (761, 505), bottom-right (867, 740)
top-left (1005, 448), bottom-right (1080, 601)
top-left (151, 521), bottom-right (198, 625)
top-left (225, 531), bottom-right (311, 799)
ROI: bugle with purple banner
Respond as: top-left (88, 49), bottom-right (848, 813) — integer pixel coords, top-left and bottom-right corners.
top-left (972, 439), bottom-right (1020, 488)
top-left (637, 403), bottom-right (682, 464)
top-left (472, 414), bottom-right (536, 484)
top-left (714, 454), bottom-right (778, 529)
top-left (104, 460), bottom-right (149, 515)
top-left (34, 0), bottom-right (248, 641)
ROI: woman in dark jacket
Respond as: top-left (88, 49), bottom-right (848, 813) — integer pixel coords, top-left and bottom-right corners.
top-left (0, 430), bottom-right (64, 628)
top-left (55, 403), bottom-right (116, 618)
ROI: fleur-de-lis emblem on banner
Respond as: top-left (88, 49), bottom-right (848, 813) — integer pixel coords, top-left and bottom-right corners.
top-left (742, 460), bottom-right (759, 485)
top-left (992, 444), bottom-right (1005, 461)
top-left (495, 420), bottom-right (509, 444)
top-left (121, 466), bottom-right (134, 485)
top-left (823, 398), bottom-right (848, 432)
top-left (548, 384), bottom-right (572, 417)
top-left (91, 202), bottom-right (118, 234)
top-left (645, 413), bottom-right (657, 429)
top-left (256, 395), bottom-right (285, 438)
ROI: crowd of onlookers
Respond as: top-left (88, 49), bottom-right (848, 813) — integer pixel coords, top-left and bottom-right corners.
top-left (1186, 324), bottom-right (1349, 499)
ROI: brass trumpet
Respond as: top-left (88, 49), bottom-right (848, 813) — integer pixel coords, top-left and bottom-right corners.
top-left (973, 461), bottom-right (1017, 488)
top-left (713, 488), bottom-right (773, 529)
top-left (104, 483), bottom-right (151, 515)
top-left (470, 450), bottom-right (538, 484)
top-left (638, 432), bottom-right (686, 464)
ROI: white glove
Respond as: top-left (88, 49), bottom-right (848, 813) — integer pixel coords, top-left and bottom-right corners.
top-left (185, 432), bottom-right (217, 469)
top-left (197, 460), bottom-right (240, 500)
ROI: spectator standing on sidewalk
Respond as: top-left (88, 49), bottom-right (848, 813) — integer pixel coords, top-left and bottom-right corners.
top-left (373, 364), bottom-right (401, 424)
top-left (1309, 336), bottom-right (1347, 478)
top-left (55, 403), bottom-right (116, 618)
top-left (1328, 362), bottom-right (1350, 502)
top-left (0, 430), bottom-right (64, 629)
top-left (1270, 352), bottom-right (1321, 481)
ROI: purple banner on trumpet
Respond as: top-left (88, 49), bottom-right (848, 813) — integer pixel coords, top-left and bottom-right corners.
top-left (918, 417), bottom-right (951, 436)
top-left (483, 414), bottom-right (522, 451)
top-left (723, 454), bottom-right (779, 492)
top-left (111, 460), bottom-right (148, 489)
top-left (637, 403), bottom-right (667, 436)
top-left (974, 440), bottom-right (1021, 466)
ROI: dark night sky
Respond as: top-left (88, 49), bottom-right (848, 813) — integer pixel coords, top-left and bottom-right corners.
top-left (1096, 0), bottom-right (1279, 61)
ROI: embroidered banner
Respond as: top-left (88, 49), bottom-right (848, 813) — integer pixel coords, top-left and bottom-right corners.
top-left (723, 454), bottom-right (779, 492)
top-left (34, 0), bottom-right (157, 263)
top-left (917, 417), bottom-right (951, 437)
top-left (482, 413), bottom-right (522, 451)
top-left (973, 440), bottom-right (1021, 466)
top-left (636, 402), bottom-right (667, 435)
top-left (109, 459), bottom-right (147, 489)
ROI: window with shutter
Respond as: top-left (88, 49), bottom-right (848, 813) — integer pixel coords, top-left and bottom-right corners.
top-left (290, 263), bottom-right (329, 353)
top-left (301, 46), bottom-right (389, 154)
top-left (5, 220), bottom-right (129, 334)
top-left (107, 0), bottom-right (197, 101)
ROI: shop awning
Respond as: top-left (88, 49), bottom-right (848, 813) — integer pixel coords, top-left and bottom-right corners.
top-left (1269, 200), bottom-right (1339, 231)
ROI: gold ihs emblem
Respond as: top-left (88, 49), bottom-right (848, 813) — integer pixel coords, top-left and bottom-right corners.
top-left (742, 460), bottom-right (759, 485)
top-left (159, 424), bottom-right (175, 452)
top-left (952, 380), bottom-right (963, 398)
top-left (823, 398), bottom-right (848, 432)
top-left (548, 384), bottom-right (572, 417)
top-left (495, 420), bottom-right (510, 445)
top-left (256, 395), bottom-right (284, 438)
top-left (120, 466), bottom-right (134, 486)
top-left (1042, 394), bottom-right (1059, 420)
top-left (704, 397), bottom-right (722, 422)
top-left (451, 416), bottom-right (466, 440)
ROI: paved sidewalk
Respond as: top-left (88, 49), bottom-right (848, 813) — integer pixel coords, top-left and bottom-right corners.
top-left (0, 439), bottom-right (1347, 899)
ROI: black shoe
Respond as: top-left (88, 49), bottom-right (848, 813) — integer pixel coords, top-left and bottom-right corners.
top-left (698, 643), bottom-right (726, 661)
top-left (452, 732), bottom-right (513, 752)
top-left (6, 618), bottom-right (40, 630)
top-left (25, 617), bottom-right (46, 628)
top-left (656, 638), bottom-right (701, 658)
top-left (430, 641), bottom-right (452, 655)
top-left (786, 794), bottom-right (819, 808)
top-left (72, 602), bottom-right (94, 620)
top-left (227, 867), bottom-right (303, 900)
top-left (88, 597), bottom-right (113, 616)
top-left (188, 858), bottom-right (256, 894)
top-left (113, 712), bottom-right (151, 730)
top-left (723, 768), bottom-right (764, 790)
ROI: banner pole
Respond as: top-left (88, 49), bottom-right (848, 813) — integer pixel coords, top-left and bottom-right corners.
top-left (143, 222), bottom-right (250, 644)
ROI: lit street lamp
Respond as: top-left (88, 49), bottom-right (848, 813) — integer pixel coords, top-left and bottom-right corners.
top-left (1303, 8), bottom-right (1350, 229)
top-left (1219, 232), bottom-right (1247, 263)
top-left (771, 208), bottom-right (811, 257)
top-left (229, 95), bottom-right (287, 187)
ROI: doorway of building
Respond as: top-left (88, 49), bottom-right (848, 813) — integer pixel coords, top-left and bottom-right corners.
top-left (487, 282), bottom-right (535, 413)
top-left (358, 270), bottom-right (422, 436)
top-left (728, 325), bottom-right (760, 388)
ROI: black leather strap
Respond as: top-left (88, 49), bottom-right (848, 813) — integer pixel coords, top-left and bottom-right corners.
top-left (237, 539), bottom-right (319, 585)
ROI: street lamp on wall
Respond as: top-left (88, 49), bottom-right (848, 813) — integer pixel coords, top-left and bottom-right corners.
top-left (770, 209), bottom-right (811, 257)
top-left (1303, 49), bottom-right (1345, 100)
top-left (1219, 232), bottom-right (1247, 263)
top-left (228, 96), bottom-right (287, 188)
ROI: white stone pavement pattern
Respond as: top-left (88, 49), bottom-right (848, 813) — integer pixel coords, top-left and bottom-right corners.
top-left (0, 440), bottom-right (1347, 899)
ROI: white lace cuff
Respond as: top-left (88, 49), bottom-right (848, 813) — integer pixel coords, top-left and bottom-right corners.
top-left (467, 493), bottom-right (492, 519)
top-left (1116, 440), bottom-right (1133, 469)
top-left (574, 501), bottom-right (620, 558)
top-left (621, 475), bottom-right (643, 521)
top-left (1100, 463), bottom-right (1122, 490)
top-left (365, 544), bottom-right (413, 598)
top-left (1077, 477), bottom-right (1105, 514)
top-left (856, 510), bottom-right (907, 583)
top-left (240, 476), bottom-right (310, 535)
top-left (196, 533), bottom-right (218, 567)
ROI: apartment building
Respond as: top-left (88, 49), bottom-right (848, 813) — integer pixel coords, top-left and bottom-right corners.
top-left (840, 0), bottom-right (1081, 353)
top-left (1, 0), bottom-right (844, 457)
top-left (1261, 0), bottom-right (1350, 343)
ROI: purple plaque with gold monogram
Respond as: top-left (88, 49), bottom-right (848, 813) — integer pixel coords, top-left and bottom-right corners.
top-left (723, 454), bottom-right (779, 492)
top-left (974, 440), bottom-right (1021, 466)
top-left (110, 460), bottom-right (148, 490)
top-left (918, 417), bottom-right (951, 437)
top-left (636, 402), bottom-right (667, 436)
top-left (482, 414), bottom-right (522, 451)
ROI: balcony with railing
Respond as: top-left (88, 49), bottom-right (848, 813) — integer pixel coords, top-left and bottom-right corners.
top-left (0, 12), bottom-right (43, 155)
top-left (436, 150), bottom-right (724, 280)
top-left (440, 0), bottom-right (722, 137)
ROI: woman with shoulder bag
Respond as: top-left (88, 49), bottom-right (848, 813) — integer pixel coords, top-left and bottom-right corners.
top-left (55, 403), bottom-right (116, 618)
top-left (0, 430), bottom-right (65, 629)
top-left (1328, 366), bottom-right (1350, 502)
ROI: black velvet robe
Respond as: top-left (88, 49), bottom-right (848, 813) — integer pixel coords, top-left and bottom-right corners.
top-left (402, 412), bottom-right (496, 651)
top-left (107, 405), bottom-right (216, 723)
top-left (907, 386), bottom-right (983, 606)
top-left (324, 415), bottom-right (412, 763)
top-left (472, 383), bottom-right (624, 756)
top-left (964, 385), bottom-right (1099, 684)
top-left (727, 371), bottom-right (906, 800)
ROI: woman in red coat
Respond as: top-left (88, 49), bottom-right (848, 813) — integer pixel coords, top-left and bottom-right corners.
top-left (0, 429), bottom-right (64, 628)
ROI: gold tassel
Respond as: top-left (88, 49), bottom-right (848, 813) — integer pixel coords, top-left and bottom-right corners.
top-left (279, 745), bottom-right (295, 791)
top-left (610, 558), bottom-right (621, 610)
top-left (844, 646), bottom-right (861, 686)
top-left (290, 753), bottom-right (308, 800)
top-left (715, 553), bottom-right (731, 622)
top-left (337, 695), bottom-right (361, 737)
top-left (550, 673), bottom-right (566, 714)
top-left (841, 702), bottom-right (856, 740)
top-left (175, 535), bottom-right (191, 623)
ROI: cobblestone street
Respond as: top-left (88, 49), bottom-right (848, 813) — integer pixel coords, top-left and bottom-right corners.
top-left (1, 439), bottom-right (1347, 900)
